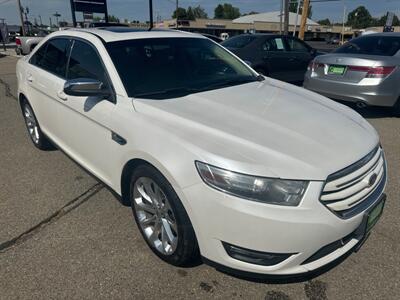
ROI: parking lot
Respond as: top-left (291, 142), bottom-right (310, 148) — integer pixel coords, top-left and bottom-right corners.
top-left (0, 53), bottom-right (399, 299)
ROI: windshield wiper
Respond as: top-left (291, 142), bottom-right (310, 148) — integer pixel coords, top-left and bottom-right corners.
top-left (134, 87), bottom-right (200, 99)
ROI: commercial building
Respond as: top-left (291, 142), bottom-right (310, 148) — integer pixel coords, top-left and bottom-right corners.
top-left (160, 11), bottom-right (354, 41)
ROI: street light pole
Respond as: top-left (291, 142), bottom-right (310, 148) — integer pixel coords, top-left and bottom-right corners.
top-left (17, 0), bottom-right (26, 36)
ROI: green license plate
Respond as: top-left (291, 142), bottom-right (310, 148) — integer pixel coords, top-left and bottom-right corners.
top-left (328, 65), bottom-right (346, 75)
top-left (366, 200), bottom-right (384, 232)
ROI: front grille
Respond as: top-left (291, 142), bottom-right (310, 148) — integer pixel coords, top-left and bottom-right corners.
top-left (320, 146), bottom-right (386, 218)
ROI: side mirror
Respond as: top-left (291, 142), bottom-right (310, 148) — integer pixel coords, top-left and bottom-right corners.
top-left (310, 48), bottom-right (317, 56)
top-left (64, 78), bottom-right (110, 97)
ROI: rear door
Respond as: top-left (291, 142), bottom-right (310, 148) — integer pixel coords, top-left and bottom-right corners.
top-left (55, 38), bottom-right (117, 186)
top-left (285, 36), bottom-right (313, 82)
top-left (26, 38), bottom-right (71, 139)
top-left (262, 37), bottom-right (295, 82)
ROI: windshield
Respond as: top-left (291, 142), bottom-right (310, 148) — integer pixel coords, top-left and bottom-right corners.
top-left (106, 37), bottom-right (258, 99)
top-left (334, 35), bottom-right (400, 56)
top-left (221, 35), bottom-right (257, 48)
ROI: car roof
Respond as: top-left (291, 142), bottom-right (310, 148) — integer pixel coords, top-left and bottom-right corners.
top-left (55, 27), bottom-right (207, 43)
top-left (361, 32), bottom-right (400, 38)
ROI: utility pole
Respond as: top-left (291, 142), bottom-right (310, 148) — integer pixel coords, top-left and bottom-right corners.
top-left (279, 0), bottom-right (283, 34)
top-left (293, 0), bottom-right (301, 37)
top-left (283, 0), bottom-right (289, 35)
top-left (298, 0), bottom-right (310, 40)
top-left (17, 0), bottom-right (26, 36)
top-left (148, 0), bottom-right (153, 30)
top-left (49, 17), bottom-right (52, 28)
top-left (39, 15), bottom-right (42, 26)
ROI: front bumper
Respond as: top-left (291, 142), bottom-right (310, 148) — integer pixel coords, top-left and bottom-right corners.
top-left (182, 180), bottom-right (384, 276)
top-left (303, 72), bottom-right (399, 107)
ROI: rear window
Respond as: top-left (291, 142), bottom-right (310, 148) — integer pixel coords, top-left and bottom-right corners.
top-left (335, 36), bottom-right (400, 56)
top-left (221, 35), bottom-right (257, 48)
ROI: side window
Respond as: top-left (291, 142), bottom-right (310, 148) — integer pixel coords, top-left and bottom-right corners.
top-left (263, 38), bottom-right (286, 52)
top-left (41, 39), bottom-right (71, 77)
top-left (286, 38), bottom-right (309, 53)
top-left (67, 40), bottom-right (107, 86)
top-left (30, 38), bottom-right (70, 77)
top-left (29, 42), bottom-right (48, 67)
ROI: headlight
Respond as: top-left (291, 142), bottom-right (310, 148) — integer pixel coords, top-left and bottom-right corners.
top-left (196, 161), bottom-right (308, 206)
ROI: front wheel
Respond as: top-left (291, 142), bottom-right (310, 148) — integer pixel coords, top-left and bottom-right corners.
top-left (130, 164), bottom-right (199, 266)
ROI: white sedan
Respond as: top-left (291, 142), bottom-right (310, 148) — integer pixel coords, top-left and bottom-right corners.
top-left (16, 27), bottom-right (387, 277)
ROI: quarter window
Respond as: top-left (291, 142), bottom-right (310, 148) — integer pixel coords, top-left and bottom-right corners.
top-left (67, 40), bottom-right (107, 85)
top-left (29, 42), bottom-right (47, 66)
top-left (30, 38), bottom-right (71, 77)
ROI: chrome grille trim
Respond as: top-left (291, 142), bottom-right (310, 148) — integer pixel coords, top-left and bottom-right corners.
top-left (320, 147), bottom-right (386, 218)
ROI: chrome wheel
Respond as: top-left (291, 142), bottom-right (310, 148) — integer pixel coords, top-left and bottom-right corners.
top-left (133, 177), bottom-right (178, 255)
top-left (23, 104), bottom-right (39, 144)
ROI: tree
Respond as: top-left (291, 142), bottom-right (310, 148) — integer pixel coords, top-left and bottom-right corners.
top-left (318, 18), bottom-right (331, 26)
top-left (289, 0), bottom-right (312, 18)
top-left (108, 15), bottom-right (120, 23)
top-left (214, 3), bottom-right (240, 19)
top-left (192, 5), bottom-right (208, 19)
top-left (172, 7), bottom-right (188, 19)
top-left (346, 6), bottom-right (373, 28)
top-left (374, 13), bottom-right (400, 26)
top-left (186, 7), bottom-right (195, 20)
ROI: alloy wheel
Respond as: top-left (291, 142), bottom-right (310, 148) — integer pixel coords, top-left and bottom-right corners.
top-left (23, 104), bottom-right (39, 144)
top-left (133, 177), bottom-right (178, 255)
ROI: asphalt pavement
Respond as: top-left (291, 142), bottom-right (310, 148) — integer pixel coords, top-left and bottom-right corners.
top-left (0, 54), bottom-right (399, 300)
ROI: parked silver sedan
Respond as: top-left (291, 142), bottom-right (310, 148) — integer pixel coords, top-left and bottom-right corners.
top-left (304, 33), bottom-right (400, 116)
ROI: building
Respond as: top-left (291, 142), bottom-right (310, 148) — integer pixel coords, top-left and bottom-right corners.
top-left (160, 11), bottom-right (354, 41)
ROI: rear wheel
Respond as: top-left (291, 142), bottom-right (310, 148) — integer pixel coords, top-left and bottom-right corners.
top-left (21, 100), bottom-right (53, 150)
top-left (130, 164), bottom-right (199, 266)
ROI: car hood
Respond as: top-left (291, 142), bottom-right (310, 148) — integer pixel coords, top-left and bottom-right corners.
top-left (132, 78), bottom-right (379, 180)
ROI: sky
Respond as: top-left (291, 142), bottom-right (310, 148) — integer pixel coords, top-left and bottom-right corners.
top-left (0, 0), bottom-right (399, 26)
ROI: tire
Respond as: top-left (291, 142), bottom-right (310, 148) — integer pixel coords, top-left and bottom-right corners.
top-left (130, 164), bottom-right (199, 266)
top-left (21, 99), bottom-right (54, 150)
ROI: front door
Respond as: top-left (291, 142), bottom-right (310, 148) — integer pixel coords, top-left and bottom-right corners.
top-left (55, 39), bottom-right (117, 186)
top-left (285, 37), bottom-right (313, 82)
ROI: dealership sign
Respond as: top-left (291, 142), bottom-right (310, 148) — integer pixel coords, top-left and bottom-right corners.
top-left (73, 0), bottom-right (108, 13)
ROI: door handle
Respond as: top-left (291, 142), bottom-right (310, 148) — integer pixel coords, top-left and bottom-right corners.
top-left (27, 74), bottom-right (33, 83)
top-left (57, 90), bottom-right (68, 101)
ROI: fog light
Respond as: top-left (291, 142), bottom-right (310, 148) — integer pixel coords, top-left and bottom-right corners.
top-left (222, 242), bottom-right (294, 266)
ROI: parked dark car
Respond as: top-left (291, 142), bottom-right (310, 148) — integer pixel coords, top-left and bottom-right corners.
top-left (199, 33), bottom-right (223, 43)
top-left (221, 34), bottom-right (320, 84)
